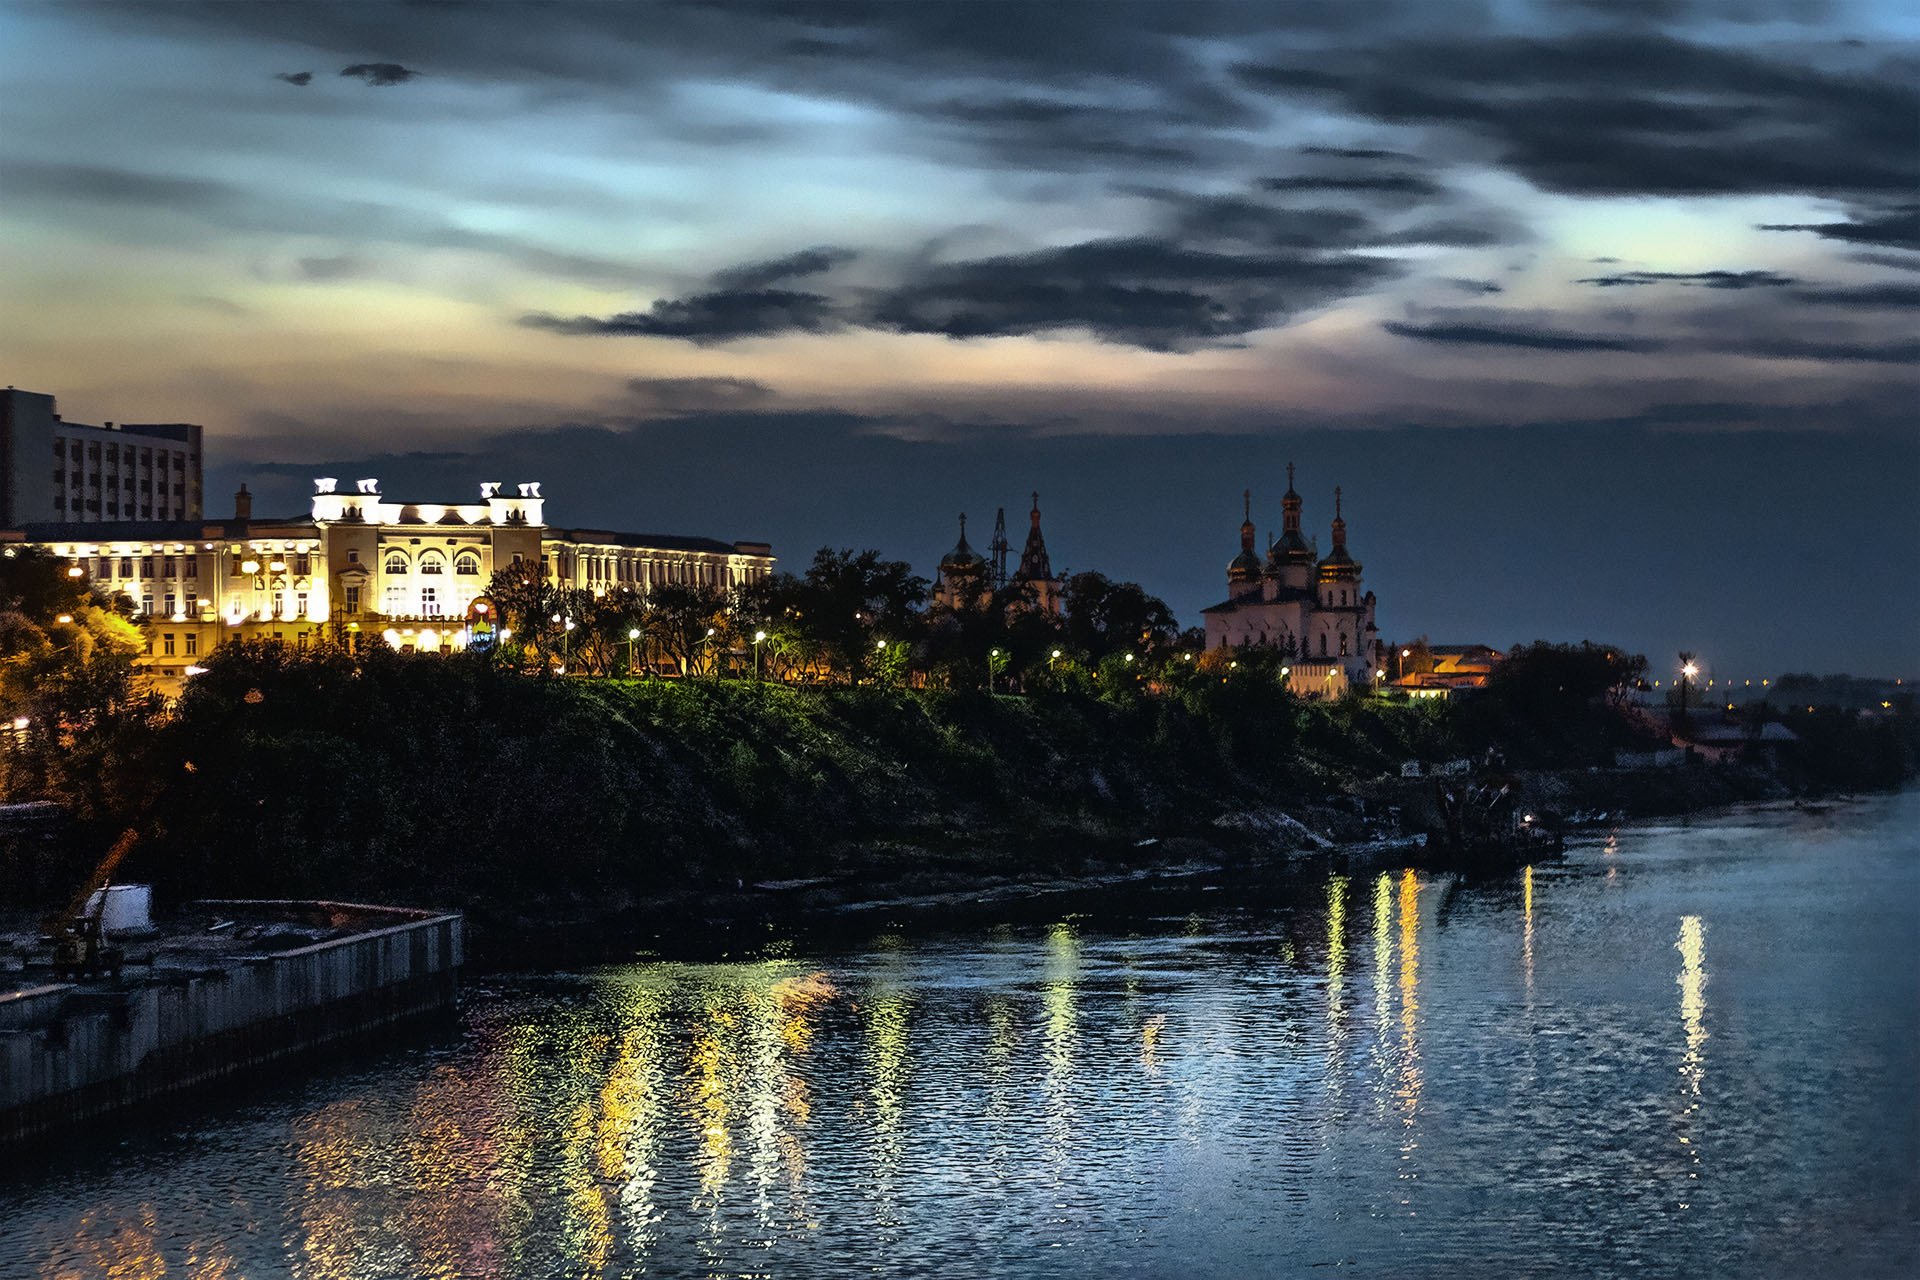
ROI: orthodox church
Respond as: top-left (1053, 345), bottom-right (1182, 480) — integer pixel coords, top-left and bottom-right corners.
top-left (934, 493), bottom-right (1062, 616)
top-left (1202, 465), bottom-right (1381, 692)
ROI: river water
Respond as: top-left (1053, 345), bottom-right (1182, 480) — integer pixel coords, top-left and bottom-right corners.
top-left (4, 794), bottom-right (1917, 1278)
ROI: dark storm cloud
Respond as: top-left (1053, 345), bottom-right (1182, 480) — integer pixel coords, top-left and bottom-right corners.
top-left (1298, 146), bottom-right (1419, 162)
top-left (274, 71), bottom-right (313, 86)
top-left (1259, 174), bottom-right (1443, 197)
top-left (1759, 206), bottom-right (1920, 250)
top-left (524, 290), bottom-right (839, 341)
top-left (1719, 335), bottom-right (1920, 365)
top-left (1237, 34), bottom-right (1919, 199)
top-left (533, 228), bottom-right (1397, 350)
top-left (708, 247), bottom-right (856, 291)
top-left (340, 62), bottom-right (419, 86)
top-left (625, 377), bottom-right (778, 412)
top-left (1576, 270), bottom-right (1797, 289)
top-left (1383, 320), bottom-right (1665, 352)
top-left (867, 238), bottom-right (1394, 349)
top-left (1791, 283), bottom-right (1920, 308)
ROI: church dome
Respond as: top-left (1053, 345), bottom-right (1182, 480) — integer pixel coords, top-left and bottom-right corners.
top-left (940, 515), bottom-right (985, 574)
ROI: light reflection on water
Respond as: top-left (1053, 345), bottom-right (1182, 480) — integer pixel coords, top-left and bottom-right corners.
top-left (5, 794), bottom-right (1920, 1279)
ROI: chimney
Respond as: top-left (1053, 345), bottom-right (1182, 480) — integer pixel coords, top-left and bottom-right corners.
top-left (234, 484), bottom-right (252, 520)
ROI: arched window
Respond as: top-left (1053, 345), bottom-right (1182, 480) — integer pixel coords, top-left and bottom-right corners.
top-left (418, 550), bottom-right (445, 576)
top-left (384, 550), bottom-right (408, 575)
top-left (455, 550), bottom-right (480, 576)
top-left (1319, 632), bottom-right (1328, 656)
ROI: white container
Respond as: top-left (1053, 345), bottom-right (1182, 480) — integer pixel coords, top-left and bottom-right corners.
top-left (84, 884), bottom-right (154, 935)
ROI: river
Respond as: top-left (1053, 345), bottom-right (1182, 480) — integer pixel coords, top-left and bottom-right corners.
top-left (4, 793), bottom-right (1917, 1278)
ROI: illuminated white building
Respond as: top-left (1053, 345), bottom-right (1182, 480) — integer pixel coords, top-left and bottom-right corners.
top-left (6, 477), bottom-right (773, 690)
top-left (1201, 465), bottom-right (1381, 696)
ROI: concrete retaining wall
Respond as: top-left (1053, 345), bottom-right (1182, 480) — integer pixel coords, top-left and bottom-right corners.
top-left (0, 901), bottom-right (461, 1145)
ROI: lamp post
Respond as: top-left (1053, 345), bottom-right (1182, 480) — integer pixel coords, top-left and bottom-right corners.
top-left (988, 646), bottom-right (1000, 693)
top-left (1678, 652), bottom-right (1698, 723)
top-left (753, 629), bottom-right (766, 681)
top-left (626, 626), bottom-right (642, 675)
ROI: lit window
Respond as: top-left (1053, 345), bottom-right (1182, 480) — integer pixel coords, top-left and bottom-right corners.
top-left (454, 551), bottom-right (480, 575)
top-left (384, 551), bottom-right (408, 575)
top-left (420, 586), bottom-right (441, 617)
top-left (418, 551), bottom-right (445, 575)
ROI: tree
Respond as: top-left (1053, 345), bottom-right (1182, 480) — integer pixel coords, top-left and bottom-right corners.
top-left (1061, 572), bottom-right (1178, 661)
top-left (645, 582), bottom-right (729, 677)
top-left (786, 549), bottom-right (927, 684)
top-left (0, 546), bottom-right (151, 807)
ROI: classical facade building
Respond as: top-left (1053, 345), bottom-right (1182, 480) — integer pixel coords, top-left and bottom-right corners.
top-left (1201, 466), bottom-right (1381, 696)
top-left (6, 477), bottom-right (773, 691)
top-left (933, 493), bottom-right (1062, 616)
top-left (2, 386), bottom-right (203, 527)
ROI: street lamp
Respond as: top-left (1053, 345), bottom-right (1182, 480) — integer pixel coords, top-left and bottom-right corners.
top-left (626, 626), bottom-right (642, 674)
top-left (1678, 652), bottom-right (1699, 721)
top-left (987, 646), bottom-right (1001, 693)
top-left (753, 629), bottom-right (767, 680)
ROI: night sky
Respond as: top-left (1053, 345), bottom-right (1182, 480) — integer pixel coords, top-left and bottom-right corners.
top-left (3, 1), bottom-right (1914, 678)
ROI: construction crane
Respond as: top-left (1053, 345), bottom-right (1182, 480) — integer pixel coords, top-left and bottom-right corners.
top-left (43, 828), bottom-right (138, 981)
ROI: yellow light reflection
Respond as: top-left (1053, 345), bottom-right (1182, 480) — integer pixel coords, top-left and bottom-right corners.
top-left (1677, 915), bottom-right (1708, 1196)
top-left (599, 985), bottom-right (667, 1266)
top-left (1325, 875), bottom-right (1350, 1105)
top-left (1396, 870), bottom-right (1423, 1140)
top-left (864, 946), bottom-right (912, 1234)
top-left (1522, 864), bottom-right (1535, 996)
top-left (1043, 920), bottom-right (1081, 1165)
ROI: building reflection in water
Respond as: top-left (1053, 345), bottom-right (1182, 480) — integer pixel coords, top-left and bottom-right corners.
top-left (1677, 915), bottom-right (1708, 1201)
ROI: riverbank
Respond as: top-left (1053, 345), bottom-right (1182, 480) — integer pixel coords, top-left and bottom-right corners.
top-left (5, 645), bottom-right (1910, 967)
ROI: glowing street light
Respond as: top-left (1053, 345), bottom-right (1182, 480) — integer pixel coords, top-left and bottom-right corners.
top-left (66, 565), bottom-right (83, 579)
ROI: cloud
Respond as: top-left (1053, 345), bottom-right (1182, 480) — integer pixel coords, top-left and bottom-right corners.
top-left (1758, 206), bottom-right (1920, 251)
top-left (3, 160), bottom-right (233, 210)
top-left (340, 62), bottom-right (419, 87)
top-left (709, 246), bottom-right (856, 291)
top-left (1790, 283), bottom-right (1920, 308)
top-left (1576, 269), bottom-right (1797, 289)
top-left (867, 237), bottom-right (1396, 349)
top-left (274, 71), bottom-right (312, 86)
top-left (1383, 319), bottom-right (1664, 352)
top-left (1237, 35), bottom-right (1920, 200)
top-left (626, 376), bottom-right (778, 412)
top-left (295, 254), bottom-right (366, 282)
top-left (523, 289), bottom-right (840, 340)
top-left (1259, 173), bottom-right (1442, 197)
top-left (1298, 145), bottom-right (1418, 162)
top-left (1717, 335), bottom-right (1920, 365)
